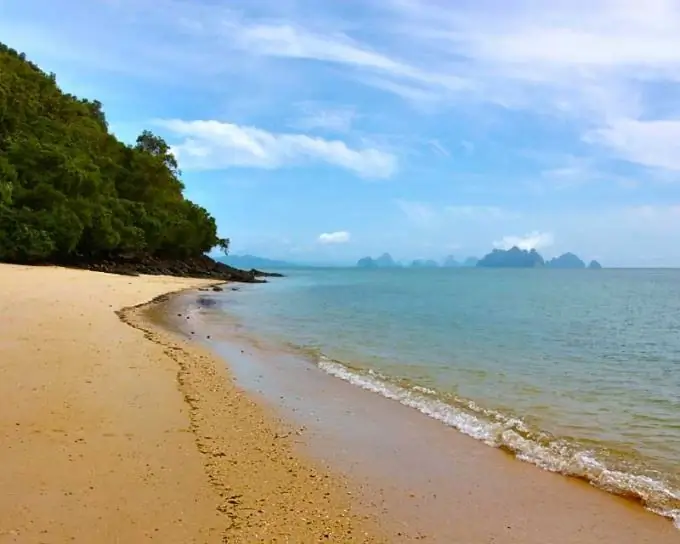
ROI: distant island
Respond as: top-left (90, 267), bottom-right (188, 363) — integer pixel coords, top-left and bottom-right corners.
top-left (477, 247), bottom-right (602, 269)
top-left (356, 249), bottom-right (602, 270)
top-left (410, 259), bottom-right (439, 268)
top-left (357, 253), bottom-right (401, 268)
top-left (477, 247), bottom-right (545, 268)
top-left (546, 252), bottom-right (585, 268)
top-left (442, 255), bottom-right (480, 268)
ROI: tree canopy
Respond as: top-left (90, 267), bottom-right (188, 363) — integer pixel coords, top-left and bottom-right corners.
top-left (0, 43), bottom-right (229, 264)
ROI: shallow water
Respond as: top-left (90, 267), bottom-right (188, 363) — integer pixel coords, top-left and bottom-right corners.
top-left (214, 268), bottom-right (680, 524)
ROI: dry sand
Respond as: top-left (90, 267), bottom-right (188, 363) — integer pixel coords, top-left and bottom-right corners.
top-left (0, 265), bottom-right (383, 543)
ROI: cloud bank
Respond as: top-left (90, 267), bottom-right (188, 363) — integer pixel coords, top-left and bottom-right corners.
top-left (159, 119), bottom-right (397, 179)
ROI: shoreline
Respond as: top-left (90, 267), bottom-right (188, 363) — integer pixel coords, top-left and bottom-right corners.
top-left (124, 288), bottom-right (387, 542)
top-left (170, 287), bottom-right (680, 543)
top-left (0, 265), bottom-right (384, 543)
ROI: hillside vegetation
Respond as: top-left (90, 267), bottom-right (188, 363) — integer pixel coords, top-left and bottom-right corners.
top-left (0, 43), bottom-right (229, 265)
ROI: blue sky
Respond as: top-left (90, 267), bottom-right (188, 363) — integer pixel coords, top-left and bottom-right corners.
top-left (3, 0), bottom-right (680, 266)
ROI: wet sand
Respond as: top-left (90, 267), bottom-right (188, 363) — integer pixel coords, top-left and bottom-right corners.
top-left (171, 289), bottom-right (680, 544)
top-left (0, 265), bottom-right (383, 543)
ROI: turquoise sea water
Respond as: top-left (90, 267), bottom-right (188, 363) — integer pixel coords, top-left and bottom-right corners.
top-left (215, 268), bottom-right (680, 524)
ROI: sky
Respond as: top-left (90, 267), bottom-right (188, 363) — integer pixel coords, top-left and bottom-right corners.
top-left (3, 0), bottom-right (680, 266)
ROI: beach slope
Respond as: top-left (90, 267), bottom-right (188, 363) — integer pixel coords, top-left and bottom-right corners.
top-left (0, 265), bottom-right (380, 543)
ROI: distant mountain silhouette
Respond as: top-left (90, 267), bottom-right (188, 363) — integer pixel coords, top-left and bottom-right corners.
top-left (410, 259), bottom-right (439, 268)
top-left (219, 254), bottom-right (300, 269)
top-left (462, 256), bottom-right (479, 267)
top-left (357, 256), bottom-right (377, 268)
top-left (357, 253), bottom-right (401, 268)
top-left (477, 248), bottom-right (603, 269)
top-left (546, 252), bottom-right (586, 269)
top-left (477, 247), bottom-right (545, 268)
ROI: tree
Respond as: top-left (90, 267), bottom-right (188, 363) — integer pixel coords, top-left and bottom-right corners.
top-left (0, 42), bottom-right (227, 264)
top-left (135, 130), bottom-right (180, 177)
top-left (217, 237), bottom-right (230, 256)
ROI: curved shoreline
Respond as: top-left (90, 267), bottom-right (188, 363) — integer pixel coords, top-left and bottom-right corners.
top-left (170, 287), bottom-right (680, 543)
top-left (122, 289), bottom-right (386, 542)
top-left (0, 265), bottom-right (384, 543)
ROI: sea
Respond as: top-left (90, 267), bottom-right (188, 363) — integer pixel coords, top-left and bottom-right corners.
top-left (211, 267), bottom-right (680, 526)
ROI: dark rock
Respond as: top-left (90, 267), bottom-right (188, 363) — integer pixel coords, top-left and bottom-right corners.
top-left (212, 285), bottom-right (224, 292)
top-left (250, 268), bottom-right (284, 278)
top-left (56, 254), bottom-right (281, 283)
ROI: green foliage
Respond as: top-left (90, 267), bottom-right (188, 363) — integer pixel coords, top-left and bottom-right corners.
top-left (0, 42), bottom-right (225, 263)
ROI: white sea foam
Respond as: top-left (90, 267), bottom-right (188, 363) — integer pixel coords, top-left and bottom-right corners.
top-left (317, 355), bottom-right (680, 528)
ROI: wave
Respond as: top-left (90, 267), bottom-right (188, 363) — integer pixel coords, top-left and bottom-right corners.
top-left (317, 355), bottom-right (680, 529)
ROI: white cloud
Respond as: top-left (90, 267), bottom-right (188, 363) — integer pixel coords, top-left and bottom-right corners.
top-left (228, 20), bottom-right (472, 93)
top-left (318, 231), bottom-right (351, 244)
top-left (584, 118), bottom-right (680, 171)
top-left (293, 104), bottom-right (356, 133)
top-left (158, 119), bottom-right (397, 178)
top-left (359, 77), bottom-right (444, 107)
top-left (445, 205), bottom-right (509, 219)
top-left (230, 22), bottom-right (414, 76)
top-left (429, 139), bottom-right (450, 157)
top-left (396, 200), bottom-right (439, 228)
top-left (620, 204), bottom-right (680, 226)
top-left (493, 231), bottom-right (554, 251)
top-left (12, 0), bottom-right (680, 183)
top-left (373, 0), bottom-right (680, 170)
top-left (398, 201), bottom-right (515, 229)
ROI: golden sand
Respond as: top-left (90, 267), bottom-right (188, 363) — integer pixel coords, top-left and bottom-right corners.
top-left (0, 265), bottom-right (383, 543)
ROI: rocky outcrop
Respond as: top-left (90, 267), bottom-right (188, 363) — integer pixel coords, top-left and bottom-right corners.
top-left (64, 254), bottom-right (283, 282)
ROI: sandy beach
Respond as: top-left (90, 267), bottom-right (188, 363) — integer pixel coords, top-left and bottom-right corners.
top-left (2, 264), bottom-right (678, 543)
top-left (0, 265), bottom-right (382, 543)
